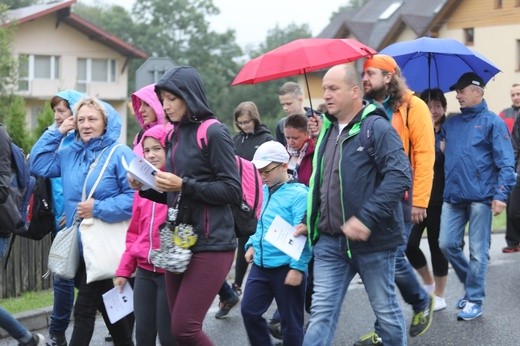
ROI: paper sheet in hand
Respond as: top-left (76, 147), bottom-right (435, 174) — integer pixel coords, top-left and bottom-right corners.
top-left (264, 215), bottom-right (306, 261)
top-left (102, 284), bottom-right (134, 324)
top-left (122, 156), bottom-right (159, 191)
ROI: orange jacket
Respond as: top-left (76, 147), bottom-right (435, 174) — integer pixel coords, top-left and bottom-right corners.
top-left (391, 90), bottom-right (435, 209)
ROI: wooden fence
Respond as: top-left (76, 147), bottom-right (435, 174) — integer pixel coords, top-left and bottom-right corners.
top-left (0, 235), bottom-right (52, 298)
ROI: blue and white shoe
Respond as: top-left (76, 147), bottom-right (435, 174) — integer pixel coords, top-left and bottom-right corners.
top-left (455, 296), bottom-right (467, 309)
top-left (457, 302), bottom-right (482, 320)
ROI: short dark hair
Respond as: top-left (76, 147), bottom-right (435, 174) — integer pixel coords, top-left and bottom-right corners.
top-left (50, 95), bottom-right (70, 110)
top-left (278, 82), bottom-right (302, 97)
top-left (284, 113), bottom-right (308, 133)
top-left (419, 88), bottom-right (447, 109)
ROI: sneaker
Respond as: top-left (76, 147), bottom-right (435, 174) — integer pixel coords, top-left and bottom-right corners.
top-left (434, 295), bottom-right (447, 311)
top-left (267, 319), bottom-right (283, 340)
top-left (456, 296), bottom-right (468, 309)
top-left (409, 295), bottom-right (434, 337)
top-left (19, 333), bottom-right (45, 346)
top-left (215, 292), bottom-right (240, 319)
top-left (353, 332), bottom-right (382, 346)
top-left (231, 283), bottom-right (242, 296)
top-left (423, 283), bottom-right (435, 294)
top-left (502, 244), bottom-right (520, 253)
top-left (457, 302), bottom-right (482, 320)
top-left (48, 333), bottom-right (67, 346)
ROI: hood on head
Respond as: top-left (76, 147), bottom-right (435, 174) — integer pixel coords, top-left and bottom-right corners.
top-left (141, 123), bottom-right (174, 148)
top-left (55, 90), bottom-right (85, 114)
top-left (155, 66), bottom-right (214, 123)
top-left (131, 84), bottom-right (166, 129)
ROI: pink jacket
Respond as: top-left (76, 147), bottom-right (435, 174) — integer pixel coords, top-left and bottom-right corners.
top-left (116, 190), bottom-right (167, 276)
top-left (131, 84), bottom-right (167, 157)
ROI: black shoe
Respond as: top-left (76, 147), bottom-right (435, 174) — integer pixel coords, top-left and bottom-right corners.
top-left (268, 319), bottom-right (283, 340)
top-left (48, 333), bottom-right (67, 346)
top-left (215, 292), bottom-right (240, 319)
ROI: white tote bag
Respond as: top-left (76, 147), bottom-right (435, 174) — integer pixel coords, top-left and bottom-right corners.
top-left (47, 220), bottom-right (80, 279)
top-left (78, 144), bottom-right (130, 283)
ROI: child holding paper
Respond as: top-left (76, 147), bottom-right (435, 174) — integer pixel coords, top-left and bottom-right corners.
top-left (241, 141), bottom-right (311, 345)
top-left (115, 124), bottom-right (176, 346)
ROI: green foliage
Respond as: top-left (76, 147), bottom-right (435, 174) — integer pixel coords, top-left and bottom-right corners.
top-left (2, 95), bottom-right (32, 152)
top-left (0, 4), bottom-right (18, 96)
top-left (0, 0), bottom-right (34, 10)
top-left (2, 289), bottom-right (53, 314)
top-left (32, 101), bottom-right (54, 142)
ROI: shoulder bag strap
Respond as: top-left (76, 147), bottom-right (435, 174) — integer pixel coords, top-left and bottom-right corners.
top-left (82, 144), bottom-right (122, 201)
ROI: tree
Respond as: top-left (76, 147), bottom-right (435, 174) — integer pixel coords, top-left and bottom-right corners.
top-left (32, 101), bottom-right (54, 142)
top-left (4, 95), bottom-right (31, 152)
top-left (0, 4), bottom-right (18, 96)
top-left (0, 0), bottom-right (34, 10)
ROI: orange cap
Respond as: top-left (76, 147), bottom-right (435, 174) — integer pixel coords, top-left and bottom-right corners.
top-left (363, 54), bottom-right (398, 74)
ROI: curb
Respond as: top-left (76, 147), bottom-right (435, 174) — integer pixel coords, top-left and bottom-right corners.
top-left (0, 306), bottom-right (52, 339)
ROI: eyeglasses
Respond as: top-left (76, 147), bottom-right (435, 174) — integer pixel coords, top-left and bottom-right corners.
top-left (236, 119), bottom-right (253, 126)
top-left (258, 163), bottom-right (282, 175)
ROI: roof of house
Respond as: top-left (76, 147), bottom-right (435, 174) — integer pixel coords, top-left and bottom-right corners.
top-left (318, 0), bottom-right (458, 50)
top-left (4, 0), bottom-right (147, 59)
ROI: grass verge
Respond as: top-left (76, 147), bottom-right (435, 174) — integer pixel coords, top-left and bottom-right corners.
top-left (2, 289), bottom-right (54, 314)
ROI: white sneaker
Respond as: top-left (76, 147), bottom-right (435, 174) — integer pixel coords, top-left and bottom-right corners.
top-left (423, 283), bottom-right (435, 294)
top-left (434, 295), bottom-right (447, 311)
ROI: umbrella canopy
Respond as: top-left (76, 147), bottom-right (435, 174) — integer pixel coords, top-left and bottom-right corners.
top-left (379, 37), bottom-right (501, 93)
top-left (231, 38), bottom-right (377, 85)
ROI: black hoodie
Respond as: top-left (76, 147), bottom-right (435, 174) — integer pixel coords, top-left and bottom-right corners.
top-left (144, 66), bottom-right (241, 252)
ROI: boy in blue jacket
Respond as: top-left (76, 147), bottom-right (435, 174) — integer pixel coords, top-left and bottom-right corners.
top-left (241, 140), bottom-right (310, 346)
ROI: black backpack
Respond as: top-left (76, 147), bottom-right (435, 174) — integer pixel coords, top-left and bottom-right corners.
top-left (25, 176), bottom-right (55, 240)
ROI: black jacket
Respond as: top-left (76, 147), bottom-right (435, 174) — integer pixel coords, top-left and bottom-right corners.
top-left (233, 124), bottom-right (273, 160)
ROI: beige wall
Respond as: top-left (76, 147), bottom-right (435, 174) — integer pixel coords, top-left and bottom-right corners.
top-left (11, 15), bottom-right (129, 142)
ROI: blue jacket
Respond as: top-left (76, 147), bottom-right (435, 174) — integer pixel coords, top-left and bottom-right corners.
top-left (307, 103), bottom-right (412, 254)
top-left (29, 99), bottom-right (135, 228)
top-left (442, 100), bottom-right (515, 204)
top-left (246, 181), bottom-right (311, 273)
top-left (47, 90), bottom-right (85, 231)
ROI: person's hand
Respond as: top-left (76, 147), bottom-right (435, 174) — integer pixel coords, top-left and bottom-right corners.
top-left (284, 269), bottom-right (303, 286)
top-left (127, 174), bottom-right (143, 190)
top-left (155, 171), bottom-right (183, 192)
top-left (341, 216), bottom-right (371, 241)
top-left (411, 206), bottom-right (427, 224)
top-left (244, 247), bottom-right (254, 263)
top-left (58, 116), bottom-right (76, 135)
top-left (293, 223), bottom-right (308, 237)
top-left (308, 114), bottom-right (322, 138)
top-left (492, 200), bottom-right (507, 216)
top-left (114, 277), bottom-right (128, 293)
top-left (77, 198), bottom-right (94, 218)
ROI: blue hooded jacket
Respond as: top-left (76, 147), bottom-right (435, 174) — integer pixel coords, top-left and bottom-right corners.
top-left (442, 99), bottom-right (515, 204)
top-left (30, 98), bottom-right (135, 229)
top-left (47, 90), bottom-right (85, 231)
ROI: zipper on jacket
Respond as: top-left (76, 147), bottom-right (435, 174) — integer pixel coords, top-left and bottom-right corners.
top-left (148, 202), bottom-right (157, 271)
top-left (258, 191), bottom-right (273, 268)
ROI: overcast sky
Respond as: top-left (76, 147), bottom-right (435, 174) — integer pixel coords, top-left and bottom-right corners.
top-left (81, 0), bottom-right (347, 47)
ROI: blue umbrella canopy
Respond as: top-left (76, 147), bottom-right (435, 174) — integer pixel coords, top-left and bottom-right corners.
top-left (380, 37), bottom-right (501, 93)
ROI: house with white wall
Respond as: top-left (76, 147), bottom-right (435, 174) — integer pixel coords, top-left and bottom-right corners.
top-left (4, 0), bottom-right (147, 142)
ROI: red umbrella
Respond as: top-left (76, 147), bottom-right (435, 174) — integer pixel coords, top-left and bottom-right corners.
top-left (231, 38), bottom-right (377, 85)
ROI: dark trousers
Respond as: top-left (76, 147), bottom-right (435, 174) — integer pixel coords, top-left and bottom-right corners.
top-left (241, 264), bottom-right (306, 346)
top-left (506, 183), bottom-right (520, 246)
top-left (406, 205), bottom-right (448, 277)
top-left (69, 259), bottom-right (134, 346)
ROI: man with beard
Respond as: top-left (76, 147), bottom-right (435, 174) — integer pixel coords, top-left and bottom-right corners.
top-left (354, 54), bottom-right (435, 345)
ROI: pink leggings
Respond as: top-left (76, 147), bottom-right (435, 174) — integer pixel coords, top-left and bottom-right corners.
top-left (164, 250), bottom-right (234, 345)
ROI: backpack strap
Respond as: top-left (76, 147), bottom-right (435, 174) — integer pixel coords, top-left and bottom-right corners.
top-left (196, 118), bottom-right (220, 152)
top-left (359, 115), bottom-right (379, 159)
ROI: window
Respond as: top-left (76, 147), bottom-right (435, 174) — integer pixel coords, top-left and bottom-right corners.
top-left (495, 0), bottom-right (503, 8)
top-left (76, 58), bottom-right (116, 91)
top-left (17, 54), bottom-right (60, 91)
top-left (517, 40), bottom-right (520, 70)
top-left (516, 0), bottom-right (520, 7)
top-left (379, 2), bottom-right (403, 20)
top-left (464, 28), bottom-right (474, 45)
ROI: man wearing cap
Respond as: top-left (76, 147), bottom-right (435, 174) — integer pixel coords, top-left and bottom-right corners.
top-left (303, 64), bottom-right (411, 346)
top-left (359, 54), bottom-right (435, 343)
top-left (439, 72), bottom-right (515, 320)
top-left (240, 140), bottom-right (311, 345)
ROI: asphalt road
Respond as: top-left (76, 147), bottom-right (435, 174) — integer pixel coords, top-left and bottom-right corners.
top-left (3, 232), bottom-right (520, 345)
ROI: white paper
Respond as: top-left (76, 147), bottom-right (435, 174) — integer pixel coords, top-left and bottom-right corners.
top-left (102, 284), bottom-right (134, 324)
top-left (122, 156), bottom-right (159, 191)
top-left (264, 215), bottom-right (307, 261)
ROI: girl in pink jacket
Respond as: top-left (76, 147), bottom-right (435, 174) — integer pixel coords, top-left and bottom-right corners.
top-left (115, 124), bottom-right (175, 346)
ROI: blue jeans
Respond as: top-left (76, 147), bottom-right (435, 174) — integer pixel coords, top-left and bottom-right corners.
top-left (0, 236), bottom-right (32, 343)
top-left (394, 223), bottom-right (429, 312)
top-left (303, 235), bottom-right (406, 346)
top-left (439, 202), bottom-right (491, 306)
top-left (49, 274), bottom-right (75, 336)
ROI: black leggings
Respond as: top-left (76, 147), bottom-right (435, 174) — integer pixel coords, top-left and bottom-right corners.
top-left (406, 205), bottom-right (448, 277)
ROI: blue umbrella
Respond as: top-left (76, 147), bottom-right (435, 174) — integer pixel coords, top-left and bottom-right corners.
top-left (380, 37), bottom-right (501, 93)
